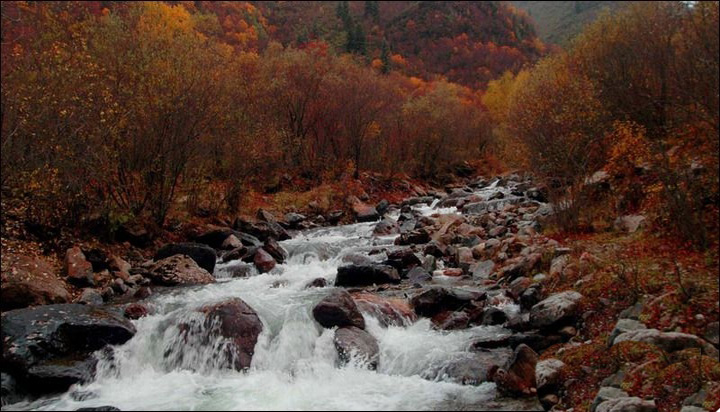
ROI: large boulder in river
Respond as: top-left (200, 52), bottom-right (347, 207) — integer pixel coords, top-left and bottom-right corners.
top-left (198, 298), bottom-right (263, 371)
top-left (234, 218), bottom-right (290, 242)
top-left (253, 248), bottom-right (276, 273)
top-left (146, 255), bottom-right (215, 286)
top-left (335, 264), bottom-right (400, 287)
top-left (1, 255), bottom-right (70, 311)
top-left (529, 291), bottom-right (583, 330)
top-left (313, 290), bottom-right (365, 330)
top-left (154, 242), bottom-right (216, 274)
top-left (1, 304), bottom-right (135, 395)
top-left (411, 287), bottom-right (485, 317)
top-left (334, 326), bottom-right (379, 370)
top-left (263, 239), bottom-right (288, 264)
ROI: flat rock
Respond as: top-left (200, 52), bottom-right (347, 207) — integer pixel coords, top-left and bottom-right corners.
top-left (411, 287), bottom-right (485, 318)
top-left (529, 291), bottom-right (583, 330)
top-left (596, 397), bottom-right (656, 412)
top-left (1, 255), bottom-right (70, 310)
top-left (154, 242), bottom-right (216, 274)
top-left (335, 264), bottom-right (400, 287)
top-left (612, 329), bottom-right (719, 358)
top-left (146, 255), bottom-right (215, 286)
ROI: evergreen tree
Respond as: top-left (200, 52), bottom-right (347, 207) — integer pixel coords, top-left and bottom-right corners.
top-left (364, 1), bottom-right (379, 21)
top-left (380, 39), bottom-right (391, 74)
top-left (352, 23), bottom-right (366, 55)
top-left (336, 1), bottom-right (352, 29)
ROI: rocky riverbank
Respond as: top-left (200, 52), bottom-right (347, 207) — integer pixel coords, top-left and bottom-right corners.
top-left (2, 173), bottom-right (718, 411)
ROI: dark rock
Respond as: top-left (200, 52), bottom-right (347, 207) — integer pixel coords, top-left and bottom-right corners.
top-left (236, 232), bottom-right (263, 248)
top-left (263, 239), bottom-right (288, 264)
top-left (312, 290), bottom-right (365, 329)
top-left (195, 226), bottom-right (236, 248)
top-left (221, 246), bottom-right (248, 263)
top-left (124, 303), bottom-right (149, 320)
top-left (395, 229), bottom-right (431, 245)
top-left (481, 307), bottom-right (508, 326)
top-left (25, 357), bottom-right (97, 395)
top-left (334, 326), bottom-right (379, 370)
top-left (520, 287), bottom-right (543, 311)
top-left (65, 246), bottom-right (94, 287)
top-left (373, 218), bottom-right (400, 236)
top-left (385, 248), bottom-right (422, 272)
top-left (116, 219), bottom-right (155, 248)
top-left (530, 291), bottom-right (583, 330)
top-left (508, 277), bottom-right (533, 301)
top-left (256, 208), bottom-right (276, 223)
top-left (424, 241), bottom-right (448, 257)
top-left (376, 199), bottom-right (390, 216)
top-left (227, 264), bottom-right (254, 278)
top-left (197, 298), bottom-right (263, 371)
top-left (407, 267), bottom-right (432, 285)
top-left (1, 255), bottom-right (70, 311)
top-left (1, 373), bottom-right (19, 406)
top-left (75, 407), bottom-right (121, 411)
top-left (78, 288), bottom-right (104, 305)
top-left (82, 248), bottom-right (110, 272)
top-left (411, 287), bottom-right (485, 318)
top-left (284, 213), bottom-right (307, 228)
top-left (493, 344), bottom-right (538, 397)
top-left (508, 332), bottom-right (563, 353)
top-left (134, 287), bottom-right (152, 299)
top-left (234, 219), bottom-right (290, 242)
top-left (703, 321), bottom-right (719, 347)
top-left (1, 304), bottom-right (135, 395)
top-left (253, 248), bottom-right (277, 273)
top-left (335, 264), bottom-right (400, 287)
top-left (305, 278), bottom-right (327, 288)
top-left (146, 255), bottom-right (215, 286)
top-left (155, 242), bottom-right (216, 274)
top-left (327, 210), bottom-right (344, 225)
top-left (432, 310), bottom-right (470, 330)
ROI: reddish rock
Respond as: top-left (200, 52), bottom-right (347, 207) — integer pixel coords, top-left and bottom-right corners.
top-left (1, 255), bottom-right (70, 310)
top-left (492, 344), bottom-right (538, 397)
top-left (352, 292), bottom-right (417, 326)
top-left (253, 248), bottom-right (276, 273)
top-left (65, 246), bottom-right (94, 287)
top-left (313, 290), bottom-right (365, 329)
top-left (198, 298), bottom-right (264, 371)
top-left (124, 303), bottom-right (149, 320)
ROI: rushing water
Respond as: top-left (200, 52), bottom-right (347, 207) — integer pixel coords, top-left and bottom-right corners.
top-left (6, 179), bottom-right (540, 411)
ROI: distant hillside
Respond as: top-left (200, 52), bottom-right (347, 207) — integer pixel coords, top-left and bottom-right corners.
top-left (254, 1), bottom-right (546, 89)
top-left (508, 1), bottom-right (622, 45)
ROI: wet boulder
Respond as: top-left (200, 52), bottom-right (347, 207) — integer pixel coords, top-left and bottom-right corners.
top-left (221, 246), bottom-right (248, 263)
top-left (234, 218), bottom-right (290, 242)
top-left (335, 264), bottom-right (400, 287)
top-left (373, 217), bottom-right (400, 236)
top-left (146, 255), bottom-right (215, 286)
top-left (263, 239), bottom-right (288, 264)
top-left (1, 255), bottom-right (70, 311)
top-left (154, 242), bottom-right (216, 274)
top-left (65, 246), bottom-right (94, 287)
top-left (284, 212), bottom-right (307, 229)
top-left (334, 326), bottom-right (379, 370)
top-left (492, 344), bottom-right (538, 397)
top-left (411, 287), bottom-right (485, 318)
top-left (384, 248), bottom-right (422, 273)
top-left (530, 291), bottom-right (583, 330)
top-left (253, 248), bottom-right (277, 273)
top-left (124, 303), bottom-right (149, 320)
top-left (1, 304), bottom-right (135, 396)
top-left (407, 267), bottom-right (432, 285)
top-left (376, 199), bottom-right (390, 216)
top-left (313, 290), bottom-right (365, 330)
top-left (352, 292), bottom-right (416, 327)
top-left (198, 298), bottom-right (263, 371)
top-left (305, 278), bottom-right (328, 288)
top-left (424, 349), bottom-right (512, 386)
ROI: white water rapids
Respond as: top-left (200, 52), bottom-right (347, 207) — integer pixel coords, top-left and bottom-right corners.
top-left (6, 179), bottom-right (542, 411)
